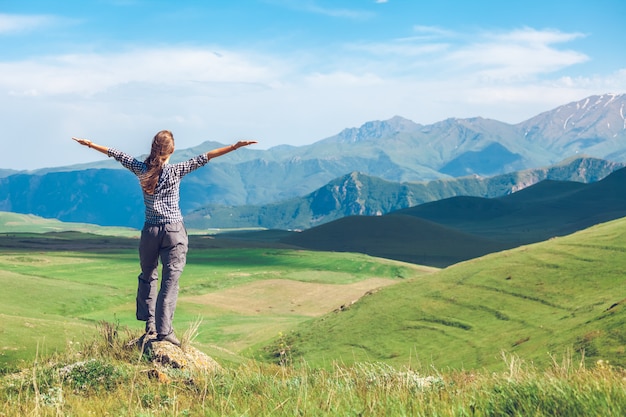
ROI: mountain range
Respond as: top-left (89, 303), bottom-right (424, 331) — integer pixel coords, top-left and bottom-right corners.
top-left (1, 93), bottom-right (625, 229)
top-left (184, 156), bottom-right (623, 230)
top-left (279, 165), bottom-right (626, 267)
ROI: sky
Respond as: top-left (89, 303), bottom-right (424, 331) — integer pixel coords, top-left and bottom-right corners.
top-left (1, 0), bottom-right (625, 170)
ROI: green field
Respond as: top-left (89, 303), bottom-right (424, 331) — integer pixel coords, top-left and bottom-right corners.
top-left (263, 217), bottom-right (626, 371)
top-left (1, 211), bottom-right (626, 372)
top-left (0, 226), bottom-right (433, 371)
top-left (0, 211), bottom-right (139, 236)
top-left (1, 212), bottom-right (625, 415)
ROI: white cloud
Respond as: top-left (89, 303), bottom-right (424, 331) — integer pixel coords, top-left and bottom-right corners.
top-left (339, 26), bottom-right (590, 82)
top-left (346, 40), bottom-right (449, 58)
top-left (0, 47), bottom-right (284, 97)
top-left (445, 28), bottom-right (589, 80)
top-left (0, 13), bottom-right (59, 34)
top-left (411, 25), bottom-right (457, 39)
top-left (268, 0), bottom-right (374, 19)
top-left (0, 25), bottom-right (592, 99)
top-left (497, 27), bottom-right (586, 45)
top-left (0, 25), bottom-right (623, 170)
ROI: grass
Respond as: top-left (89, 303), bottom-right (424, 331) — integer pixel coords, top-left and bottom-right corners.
top-left (1, 212), bottom-right (626, 414)
top-left (1, 324), bottom-right (625, 416)
top-left (256, 217), bottom-right (626, 371)
top-left (281, 213), bottom-right (510, 267)
top-left (0, 233), bottom-right (430, 372)
top-left (0, 211), bottom-right (139, 237)
top-left (2, 213), bottom-right (625, 373)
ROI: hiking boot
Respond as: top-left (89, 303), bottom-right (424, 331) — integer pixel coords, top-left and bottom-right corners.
top-left (145, 321), bottom-right (157, 335)
top-left (157, 332), bottom-right (181, 347)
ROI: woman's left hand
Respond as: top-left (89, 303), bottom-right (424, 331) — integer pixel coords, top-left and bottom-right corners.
top-left (233, 140), bottom-right (258, 149)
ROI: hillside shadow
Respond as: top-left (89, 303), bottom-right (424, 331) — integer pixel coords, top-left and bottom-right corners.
top-left (279, 167), bottom-right (626, 267)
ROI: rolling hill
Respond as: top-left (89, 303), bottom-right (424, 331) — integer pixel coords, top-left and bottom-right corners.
top-left (280, 166), bottom-right (626, 267)
top-left (279, 214), bottom-right (509, 268)
top-left (257, 216), bottom-right (626, 371)
top-left (1, 202), bottom-right (625, 375)
top-left (0, 211), bottom-right (138, 236)
top-left (396, 165), bottom-right (626, 244)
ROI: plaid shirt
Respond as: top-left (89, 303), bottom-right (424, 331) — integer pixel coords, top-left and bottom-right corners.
top-left (108, 148), bottom-right (210, 225)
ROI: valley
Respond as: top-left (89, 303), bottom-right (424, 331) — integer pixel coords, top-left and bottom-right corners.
top-left (1, 207), bottom-right (624, 372)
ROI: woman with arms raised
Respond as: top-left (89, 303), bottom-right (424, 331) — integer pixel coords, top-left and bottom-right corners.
top-left (73, 131), bottom-right (257, 346)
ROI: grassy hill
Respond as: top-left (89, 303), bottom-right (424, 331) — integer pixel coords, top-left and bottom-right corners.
top-left (279, 214), bottom-right (511, 267)
top-left (257, 216), bottom-right (626, 371)
top-left (0, 226), bottom-right (433, 373)
top-left (0, 210), bottom-right (626, 367)
top-left (397, 166), bottom-right (626, 245)
top-left (281, 167), bottom-right (626, 266)
top-left (1, 214), bottom-right (625, 415)
top-left (4, 210), bottom-right (624, 374)
top-left (0, 211), bottom-right (139, 237)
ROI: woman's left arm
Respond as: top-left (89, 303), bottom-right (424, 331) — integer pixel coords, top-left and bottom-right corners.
top-left (206, 140), bottom-right (258, 160)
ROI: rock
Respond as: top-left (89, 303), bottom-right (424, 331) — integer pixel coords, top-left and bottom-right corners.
top-left (146, 368), bottom-right (171, 384)
top-left (131, 334), bottom-right (222, 375)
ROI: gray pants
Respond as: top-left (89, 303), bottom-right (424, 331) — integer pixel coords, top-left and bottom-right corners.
top-left (136, 222), bottom-right (188, 337)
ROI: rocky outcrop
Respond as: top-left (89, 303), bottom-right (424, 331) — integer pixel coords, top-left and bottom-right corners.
top-left (130, 334), bottom-right (222, 381)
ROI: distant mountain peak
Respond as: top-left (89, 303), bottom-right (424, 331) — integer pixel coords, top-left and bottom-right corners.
top-left (335, 115), bottom-right (421, 143)
top-left (557, 93), bottom-right (625, 126)
top-left (519, 93), bottom-right (626, 154)
top-left (522, 93), bottom-right (626, 131)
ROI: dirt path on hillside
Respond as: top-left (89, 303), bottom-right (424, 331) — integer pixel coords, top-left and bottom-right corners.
top-left (181, 278), bottom-right (397, 317)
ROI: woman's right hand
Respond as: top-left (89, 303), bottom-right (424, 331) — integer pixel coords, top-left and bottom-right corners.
top-left (72, 137), bottom-right (93, 148)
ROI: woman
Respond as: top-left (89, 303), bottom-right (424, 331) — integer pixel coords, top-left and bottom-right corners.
top-left (73, 131), bottom-right (257, 346)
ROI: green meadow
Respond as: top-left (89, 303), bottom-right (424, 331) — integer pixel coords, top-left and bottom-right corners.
top-left (275, 218), bottom-right (626, 371)
top-left (1, 212), bottom-right (625, 415)
top-left (0, 211), bottom-right (138, 237)
top-left (0, 224), bottom-right (431, 372)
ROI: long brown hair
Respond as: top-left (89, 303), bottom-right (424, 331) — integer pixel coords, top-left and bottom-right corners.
top-left (140, 130), bottom-right (175, 194)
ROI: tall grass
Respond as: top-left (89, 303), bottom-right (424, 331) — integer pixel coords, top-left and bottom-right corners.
top-left (1, 323), bottom-right (625, 416)
top-left (180, 315), bottom-right (203, 350)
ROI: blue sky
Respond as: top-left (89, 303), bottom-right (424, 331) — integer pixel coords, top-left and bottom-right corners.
top-left (1, 0), bottom-right (625, 170)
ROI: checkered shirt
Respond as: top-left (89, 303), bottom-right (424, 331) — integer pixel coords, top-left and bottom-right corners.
top-left (108, 148), bottom-right (210, 225)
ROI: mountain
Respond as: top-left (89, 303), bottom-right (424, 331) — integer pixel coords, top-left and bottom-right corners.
top-left (0, 169), bottom-right (18, 179)
top-left (397, 165), bottom-right (626, 245)
top-left (520, 94), bottom-right (626, 158)
top-left (1, 93), bottom-right (625, 228)
top-left (280, 166), bottom-right (626, 267)
top-left (439, 142), bottom-right (522, 177)
top-left (184, 156), bottom-right (623, 230)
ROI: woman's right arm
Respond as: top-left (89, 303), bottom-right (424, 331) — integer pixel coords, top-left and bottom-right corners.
top-left (72, 137), bottom-right (145, 175)
top-left (72, 137), bottom-right (109, 155)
